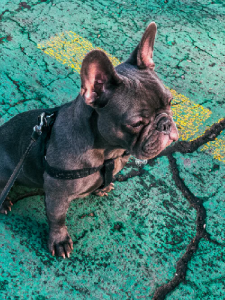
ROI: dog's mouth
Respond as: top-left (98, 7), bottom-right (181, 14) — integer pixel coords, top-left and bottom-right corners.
top-left (131, 115), bottom-right (179, 160)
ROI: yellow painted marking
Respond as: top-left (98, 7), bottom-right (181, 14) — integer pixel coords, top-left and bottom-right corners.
top-left (37, 31), bottom-right (225, 163)
top-left (37, 31), bottom-right (120, 72)
top-left (201, 138), bottom-right (225, 163)
top-left (168, 89), bottom-right (212, 141)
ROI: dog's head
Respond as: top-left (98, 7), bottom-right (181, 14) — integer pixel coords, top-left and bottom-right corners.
top-left (80, 22), bottom-right (178, 159)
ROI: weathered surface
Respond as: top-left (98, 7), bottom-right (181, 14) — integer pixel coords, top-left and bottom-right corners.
top-left (0, 0), bottom-right (225, 299)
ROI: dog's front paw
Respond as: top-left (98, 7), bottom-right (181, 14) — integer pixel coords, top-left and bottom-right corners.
top-left (48, 226), bottom-right (73, 258)
top-left (0, 197), bottom-right (13, 215)
top-left (94, 183), bottom-right (114, 197)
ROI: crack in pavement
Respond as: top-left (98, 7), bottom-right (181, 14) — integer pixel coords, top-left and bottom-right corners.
top-left (0, 9), bottom-right (9, 21)
top-left (115, 118), bottom-right (225, 299)
top-left (0, 1), bottom-right (52, 21)
top-left (152, 153), bottom-right (223, 300)
top-left (5, 72), bottom-right (27, 100)
top-left (2, 72), bottom-right (48, 115)
top-left (151, 153), bottom-right (203, 300)
top-left (7, 17), bottom-right (37, 46)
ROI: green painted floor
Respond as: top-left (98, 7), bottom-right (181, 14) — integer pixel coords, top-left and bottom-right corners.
top-left (0, 0), bottom-right (225, 299)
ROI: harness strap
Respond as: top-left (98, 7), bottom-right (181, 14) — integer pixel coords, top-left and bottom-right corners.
top-left (44, 160), bottom-right (104, 180)
top-left (44, 158), bottom-right (115, 189)
top-left (101, 159), bottom-right (115, 188)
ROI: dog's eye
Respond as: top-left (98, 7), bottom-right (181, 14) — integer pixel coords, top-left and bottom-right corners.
top-left (131, 121), bottom-right (143, 128)
top-left (126, 119), bottom-right (145, 131)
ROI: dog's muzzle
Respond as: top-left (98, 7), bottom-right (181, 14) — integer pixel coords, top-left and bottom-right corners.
top-left (154, 113), bottom-right (171, 135)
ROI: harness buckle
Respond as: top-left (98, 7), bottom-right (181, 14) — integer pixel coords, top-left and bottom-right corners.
top-left (32, 112), bottom-right (47, 141)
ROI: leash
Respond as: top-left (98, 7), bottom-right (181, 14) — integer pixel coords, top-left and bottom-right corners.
top-left (0, 110), bottom-right (128, 209)
top-left (0, 139), bottom-right (36, 209)
top-left (0, 112), bottom-right (57, 209)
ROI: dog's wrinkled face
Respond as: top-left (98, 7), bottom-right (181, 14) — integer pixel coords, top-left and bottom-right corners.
top-left (96, 68), bottom-right (178, 159)
top-left (80, 22), bottom-right (179, 159)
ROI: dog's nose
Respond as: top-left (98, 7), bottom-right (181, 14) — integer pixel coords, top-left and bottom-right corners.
top-left (156, 117), bottom-right (171, 134)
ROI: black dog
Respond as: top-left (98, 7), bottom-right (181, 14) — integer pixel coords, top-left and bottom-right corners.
top-left (0, 22), bottom-right (178, 258)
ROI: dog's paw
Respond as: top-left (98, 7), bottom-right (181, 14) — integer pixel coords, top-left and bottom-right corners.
top-left (0, 197), bottom-right (13, 215)
top-left (48, 226), bottom-right (73, 258)
top-left (94, 183), bottom-right (115, 197)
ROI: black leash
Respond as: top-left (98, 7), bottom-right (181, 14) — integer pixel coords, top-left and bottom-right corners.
top-left (0, 112), bottom-right (56, 209)
top-left (0, 139), bottom-right (36, 209)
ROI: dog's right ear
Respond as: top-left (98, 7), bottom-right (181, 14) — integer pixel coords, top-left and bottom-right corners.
top-left (126, 22), bottom-right (157, 70)
top-left (80, 50), bottom-right (121, 107)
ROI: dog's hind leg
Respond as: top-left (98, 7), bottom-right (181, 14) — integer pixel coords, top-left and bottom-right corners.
top-left (0, 196), bottom-right (14, 214)
top-left (0, 182), bottom-right (44, 214)
top-left (0, 180), bottom-right (14, 214)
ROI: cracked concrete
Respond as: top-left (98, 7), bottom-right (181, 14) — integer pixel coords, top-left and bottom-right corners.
top-left (0, 0), bottom-right (225, 299)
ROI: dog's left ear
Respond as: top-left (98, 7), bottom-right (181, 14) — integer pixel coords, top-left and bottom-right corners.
top-left (126, 22), bottom-right (157, 70)
top-left (80, 50), bottom-right (121, 107)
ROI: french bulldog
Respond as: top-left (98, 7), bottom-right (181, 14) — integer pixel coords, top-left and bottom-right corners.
top-left (0, 22), bottom-right (178, 258)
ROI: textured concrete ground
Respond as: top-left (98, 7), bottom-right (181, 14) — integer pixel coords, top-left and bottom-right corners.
top-left (0, 0), bottom-right (225, 299)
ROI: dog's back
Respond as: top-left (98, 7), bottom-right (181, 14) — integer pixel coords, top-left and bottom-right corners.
top-left (0, 108), bottom-right (57, 189)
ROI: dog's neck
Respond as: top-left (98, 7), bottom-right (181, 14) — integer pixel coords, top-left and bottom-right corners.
top-left (74, 95), bottom-right (124, 152)
top-left (47, 95), bottom-right (125, 169)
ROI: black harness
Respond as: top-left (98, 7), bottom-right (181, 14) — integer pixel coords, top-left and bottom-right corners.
top-left (44, 158), bottom-right (115, 185)
top-left (0, 111), bottom-right (127, 208)
top-left (41, 111), bottom-right (117, 187)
